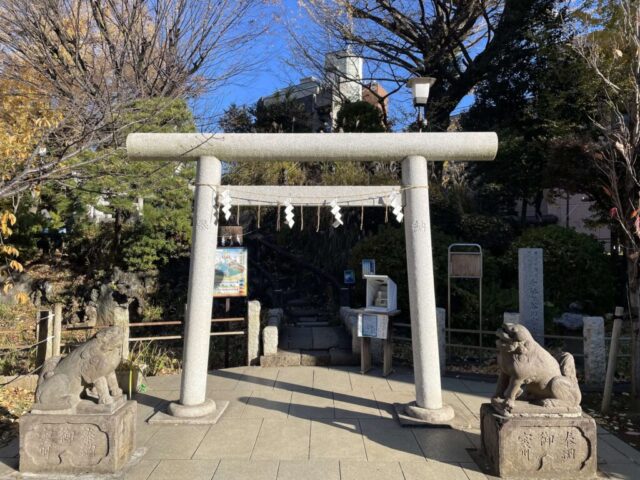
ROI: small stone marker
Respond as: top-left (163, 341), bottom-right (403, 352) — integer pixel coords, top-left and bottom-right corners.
top-left (518, 248), bottom-right (544, 344)
top-left (247, 300), bottom-right (261, 366)
top-left (583, 316), bottom-right (606, 387)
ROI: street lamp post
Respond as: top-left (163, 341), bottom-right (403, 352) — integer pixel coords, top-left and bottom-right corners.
top-left (407, 77), bottom-right (436, 131)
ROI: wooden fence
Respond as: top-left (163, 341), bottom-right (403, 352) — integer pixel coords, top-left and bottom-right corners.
top-left (0, 304), bottom-right (255, 378)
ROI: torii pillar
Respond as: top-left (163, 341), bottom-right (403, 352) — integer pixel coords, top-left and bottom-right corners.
top-left (127, 132), bottom-right (498, 424)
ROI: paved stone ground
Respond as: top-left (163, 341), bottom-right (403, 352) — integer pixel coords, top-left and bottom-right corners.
top-left (1, 366), bottom-right (639, 479)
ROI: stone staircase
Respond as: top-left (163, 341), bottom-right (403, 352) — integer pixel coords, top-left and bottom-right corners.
top-left (260, 299), bottom-right (357, 367)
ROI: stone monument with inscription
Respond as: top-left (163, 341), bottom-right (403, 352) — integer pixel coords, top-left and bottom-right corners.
top-left (19, 326), bottom-right (136, 475)
top-left (518, 248), bottom-right (544, 344)
top-left (479, 323), bottom-right (597, 479)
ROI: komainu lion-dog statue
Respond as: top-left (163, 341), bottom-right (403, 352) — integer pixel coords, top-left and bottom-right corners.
top-left (34, 326), bottom-right (124, 412)
top-left (493, 322), bottom-right (581, 412)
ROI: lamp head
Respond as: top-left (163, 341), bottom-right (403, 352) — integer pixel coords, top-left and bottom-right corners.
top-left (407, 77), bottom-right (436, 107)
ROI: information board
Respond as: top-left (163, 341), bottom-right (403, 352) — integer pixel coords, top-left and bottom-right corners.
top-left (357, 313), bottom-right (389, 339)
top-left (214, 247), bottom-right (248, 297)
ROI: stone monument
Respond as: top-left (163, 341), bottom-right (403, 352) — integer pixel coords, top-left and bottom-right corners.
top-left (480, 322), bottom-right (597, 479)
top-left (20, 326), bottom-right (137, 475)
top-left (518, 248), bottom-right (544, 344)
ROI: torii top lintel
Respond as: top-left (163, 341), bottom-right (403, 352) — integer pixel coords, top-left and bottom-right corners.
top-left (126, 132), bottom-right (498, 163)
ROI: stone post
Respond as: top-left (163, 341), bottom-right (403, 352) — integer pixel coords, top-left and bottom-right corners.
top-left (518, 248), bottom-right (544, 344)
top-left (503, 312), bottom-right (520, 324)
top-left (112, 305), bottom-right (129, 360)
top-left (53, 303), bottom-right (63, 357)
top-left (583, 316), bottom-right (606, 387)
top-left (247, 300), bottom-right (261, 366)
top-left (169, 156), bottom-right (222, 419)
top-left (400, 156), bottom-right (454, 424)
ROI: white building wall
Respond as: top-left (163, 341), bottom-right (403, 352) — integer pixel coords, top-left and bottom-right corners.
top-left (325, 51), bottom-right (363, 127)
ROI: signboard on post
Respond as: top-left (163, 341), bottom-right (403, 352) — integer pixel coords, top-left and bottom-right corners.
top-left (361, 259), bottom-right (376, 276)
top-left (214, 247), bottom-right (248, 297)
top-left (344, 269), bottom-right (356, 285)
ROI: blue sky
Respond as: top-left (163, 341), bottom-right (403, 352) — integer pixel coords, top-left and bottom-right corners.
top-left (192, 0), bottom-right (473, 131)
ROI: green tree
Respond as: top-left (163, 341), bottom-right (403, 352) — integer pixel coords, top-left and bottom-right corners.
top-left (335, 101), bottom-right (384, 133)
top-left (220, 97), bottom-right (395, 186)
top-left (461, 3), bottom-right (599, 222)
top-left (35, 98), bottom-right (197, 271)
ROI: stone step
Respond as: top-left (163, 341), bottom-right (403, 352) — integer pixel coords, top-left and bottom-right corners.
top-left (287, 307), bottom-right (329, 317)
top-left (260, 347), bottom-right (357, 367)
top-left (280, 326), bottom-right (351, 350)
top-left (296, 321), bottom-right (330, 327)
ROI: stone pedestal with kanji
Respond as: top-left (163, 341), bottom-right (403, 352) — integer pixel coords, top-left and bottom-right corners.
top-left (19, 400), bottom-right (136, 475)
top-left (480, 403), bottom-right (597, 479)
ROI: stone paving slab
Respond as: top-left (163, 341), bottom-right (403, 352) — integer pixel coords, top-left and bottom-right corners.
top-left (147, 459), bottom-right (220, 480)
top-left (599, 462), bottom-right (640, 478)
top-left (314, 367), bottom-right (352, 391)
top-left (289, 390), bottom-right (334, 419)
top-left (203, 388), bottom-right (252, 418)
top-left (243, 389), bottom-right (292, 419)
top-left (600, 433), bottom-right (640, 463)
top-left (358, 419), bottom-right (425, 462)
top-left (340, 460), bottom-right (405, 480)
top-left (401, 460), bottom-right (486, 480)
top-left (193, 418), bottom-right (263, 459)
top-left (213, 459), bottom-right (279, 480)
top-left (348, 370), bottom-right (392, 392)
top-left (0, 458), bottom-right (18, 477)
top-left (334, 391), bottom-right (381, 419)
top-left (309, 420), bottom-right (367, 460)
top-left (412, 427), bottom-right (477, 463)
top-left (274, 366), bottom-right (315, 391)
top-left (252, 418), bottom-right (311, 460)
top-left (372, 391), bottom-right (415, 419)
top-left (124, 458), bottom-right (159, 480)
top-left (238, 367), bottom-right (280, 388)
top-left (276, 459), bottom-right (340, 480)
top-left (3, 366), bottom-right (640, 479)
top-left (144, 425), bottom-right (209, 460)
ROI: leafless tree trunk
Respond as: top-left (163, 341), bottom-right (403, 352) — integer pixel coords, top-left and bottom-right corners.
top-left (573, 0), bottom-right (640, 397)
top-left (0, 0), bottom-right (267, 199)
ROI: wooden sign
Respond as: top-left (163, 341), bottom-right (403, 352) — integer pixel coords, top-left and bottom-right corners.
top-left (449, 252), bottom-right (482, 278)
top-left (219, 226), bottom-right (243, 246)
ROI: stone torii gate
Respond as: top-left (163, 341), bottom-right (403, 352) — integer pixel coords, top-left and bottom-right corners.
top-left (126, 132), bottom-right (498, 425)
